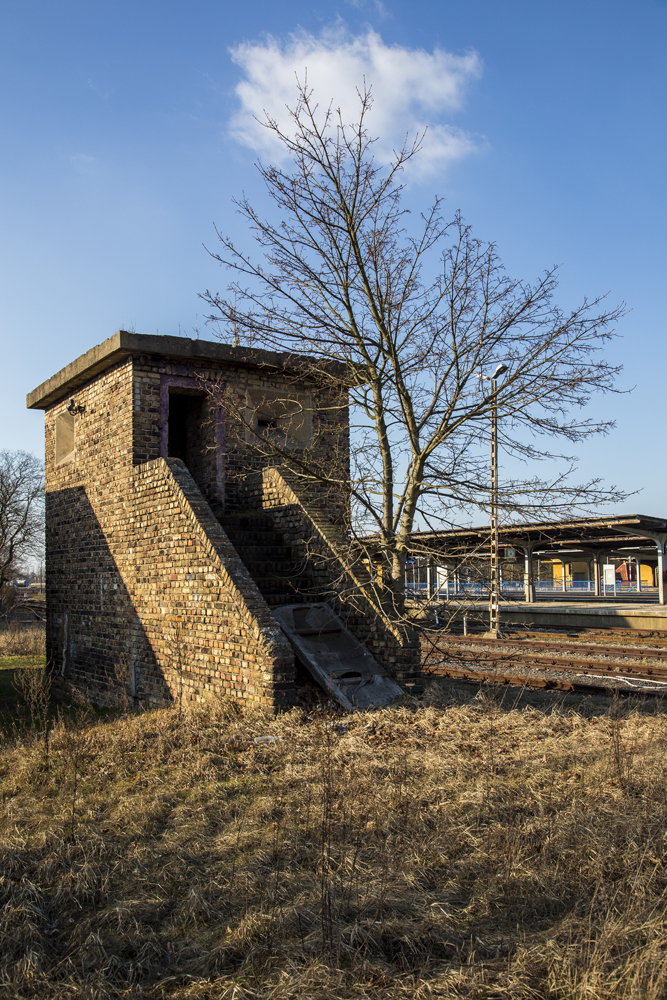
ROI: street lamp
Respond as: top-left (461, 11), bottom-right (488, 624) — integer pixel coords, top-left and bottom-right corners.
top-left (478, 363), bottom-right (508, 636)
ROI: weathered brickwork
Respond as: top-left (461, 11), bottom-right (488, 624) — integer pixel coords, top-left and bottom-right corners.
top-left (45, 357), bottom-right (135, 706)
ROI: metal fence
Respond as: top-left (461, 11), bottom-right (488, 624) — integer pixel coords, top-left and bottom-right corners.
top-left (405, 578), bottom-right (658, 598)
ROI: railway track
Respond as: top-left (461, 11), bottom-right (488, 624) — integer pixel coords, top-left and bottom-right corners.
top-left (449, 624), bottom-right (667, 644)
top-left (420, 627), bottom-right (667, 697)
top-left (423, 664), bottom-right (667, 698)
top-left (0, 599), bottom-right (45, 625)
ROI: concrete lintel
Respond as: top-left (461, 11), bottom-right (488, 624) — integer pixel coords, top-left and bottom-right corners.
top-left (27, 331), bottom-right (347, 410)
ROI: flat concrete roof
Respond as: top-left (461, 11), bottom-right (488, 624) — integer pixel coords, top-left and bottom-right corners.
top-left (26, 331), bottom-right (345, 410)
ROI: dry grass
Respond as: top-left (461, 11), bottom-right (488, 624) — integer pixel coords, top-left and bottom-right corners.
top-left (1, 682), bottom-right (667, 998)
top-left (0, 622), bottom-right (45, 657)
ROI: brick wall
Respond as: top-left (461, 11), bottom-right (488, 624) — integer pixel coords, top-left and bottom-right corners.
top-left (46, 357), bottom-right (134, 701)
top-left (218, 367), bottom-right (349, 513)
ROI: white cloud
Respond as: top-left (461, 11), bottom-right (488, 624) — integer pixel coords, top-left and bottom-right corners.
top-left (343, 0), bottom-right (389, 18)
top-left (229, 27), bottom-right (483, 178)
top-left (70, 154), bottom-right (97, 175)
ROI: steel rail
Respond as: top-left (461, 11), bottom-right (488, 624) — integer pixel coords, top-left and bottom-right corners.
top-left (424, 647), bottom-right (667, 682)
top-left (425, 663), bottom-right (667, 698)
top-left (423, 635), bottom-right (667, 663)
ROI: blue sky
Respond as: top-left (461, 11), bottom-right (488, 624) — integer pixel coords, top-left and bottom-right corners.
top-left (2, 0), bottom-right (666, 514)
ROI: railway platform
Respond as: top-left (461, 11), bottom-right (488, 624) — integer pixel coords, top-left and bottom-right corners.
top-left (455, 599), bottom-right (667, 632)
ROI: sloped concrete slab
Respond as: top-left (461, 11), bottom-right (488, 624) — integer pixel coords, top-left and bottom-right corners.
top-left (273, 602), bottom-right (403, 711)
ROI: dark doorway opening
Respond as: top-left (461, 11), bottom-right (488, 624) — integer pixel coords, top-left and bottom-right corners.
top-left (167, 391), bottom-right (205, 468)
top-left (160, 377), bottom-right (224, 512)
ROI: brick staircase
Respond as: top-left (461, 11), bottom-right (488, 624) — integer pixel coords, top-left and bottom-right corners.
top-left (218, 511), bottom-right (321, 607)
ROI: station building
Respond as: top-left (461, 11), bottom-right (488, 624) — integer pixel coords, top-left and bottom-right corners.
top-left (27, 332), bottom-right (418, 710)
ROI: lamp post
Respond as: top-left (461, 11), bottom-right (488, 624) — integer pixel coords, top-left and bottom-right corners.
top-left (479, 363), bottom-right (508, 636)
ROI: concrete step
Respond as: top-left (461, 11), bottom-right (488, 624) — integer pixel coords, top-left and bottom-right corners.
top-left (262, 593), bottom-right (322, 606)
top-left (231, 546), bottom-right (294, 562)
top-left (273, 602), bottom-right (403, 710)
top-left (223, 529), bottom-right (285, 545)
top-left (253, 575), bottom-right (312, 592)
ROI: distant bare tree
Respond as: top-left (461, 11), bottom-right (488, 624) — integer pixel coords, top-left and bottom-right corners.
top-left (201, 83), bottom-right (626, 616)
top-left (0, 451), bottom-right (44, 591)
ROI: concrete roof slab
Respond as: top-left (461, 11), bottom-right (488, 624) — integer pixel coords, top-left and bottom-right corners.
top-left (27, 331), bottom-right (347, 410)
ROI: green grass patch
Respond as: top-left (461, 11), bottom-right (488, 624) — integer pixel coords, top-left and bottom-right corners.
top-left (0, 654), bottom-right (45, 669)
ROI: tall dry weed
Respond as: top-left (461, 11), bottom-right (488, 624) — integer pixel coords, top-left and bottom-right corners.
top-left (12, 663), bottom-right (53, 763)
top-left (52, 706), bottom-right (96, 839)
top-left (112, 657), bottom-right (133, 714)
top-left (0, 622), bottom-right (45, 657)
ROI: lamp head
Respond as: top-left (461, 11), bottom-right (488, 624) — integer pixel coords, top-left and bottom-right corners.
top-left (492, 363), bottom-right (508, 379)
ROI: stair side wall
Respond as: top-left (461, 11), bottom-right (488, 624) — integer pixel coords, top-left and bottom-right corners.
top-left (122, 458), bottom-right (296, 710)
top-left (257, 467), bottom-right (421, 687)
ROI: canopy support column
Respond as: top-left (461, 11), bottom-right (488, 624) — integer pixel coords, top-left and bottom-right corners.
top-left (523, 543), bottom-right (536, 603)
top-left (593, 550), bottom-right (601, 596)
top-left (427, 561), bottom-right (436, 598)
top-left (657, 539), bottom-right (667, 605)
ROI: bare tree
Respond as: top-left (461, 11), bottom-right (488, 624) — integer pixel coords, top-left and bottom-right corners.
top-left (0, 451), bottom-right (44, 591)
top-left (201, 84), bottom-right (626, 614)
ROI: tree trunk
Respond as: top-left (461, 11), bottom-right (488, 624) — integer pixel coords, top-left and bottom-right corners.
top-left (390, 548), bottom-right (408, 617)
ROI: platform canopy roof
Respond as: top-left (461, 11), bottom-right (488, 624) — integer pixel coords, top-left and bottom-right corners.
top-left (407, 514), bottom-right (667, 559)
